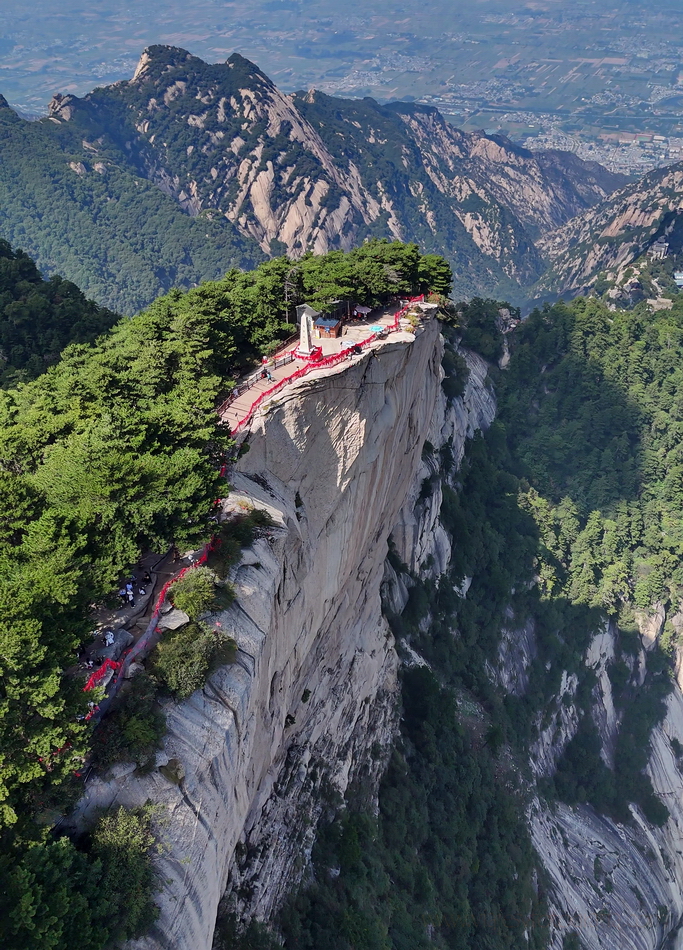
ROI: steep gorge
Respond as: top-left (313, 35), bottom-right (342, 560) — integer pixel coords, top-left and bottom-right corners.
top-left (495, 611), bottom-right (683, 950)
top-left (72, 317), bottom-right (493, 949)
top-left (68, 303), bottom-right (683, 950)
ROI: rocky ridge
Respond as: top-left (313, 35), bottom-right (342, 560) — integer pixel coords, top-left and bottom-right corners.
top-left (70, 317), bottom-right (495, 950)
top-left (534, 164), bottom-right (683, 300)
top-left (43, 45), bottom-right (625, 300)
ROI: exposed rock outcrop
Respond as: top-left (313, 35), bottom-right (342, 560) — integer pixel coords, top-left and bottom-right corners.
top-left (493, 612), bottom-right (536, 698)
top-left (530, 684), bottom-right (683, 950)
top-left (587, 627), bottom-right (620, 769)
top-left (71, 318), bottom-right (495, 950)
top-left (534, 164), bottom-right (683, 299)
top-left (637, 604), bottom-right (667, 653)
top-left (43, 45), bottom-right (625, 299)
top-left (521, 619), bottom-right (683, 950)
top-left (396, 107), bottom-right (624, 242)
top-left (389, 347), bottom-right (495, 577)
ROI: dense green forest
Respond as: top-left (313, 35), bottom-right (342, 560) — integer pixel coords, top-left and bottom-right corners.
top-left (504, 296), bottom-right (683, 613)
top-left (0, 95), bottom-right (263, 314)
top-left (219, 293), bottom-right (683, 950)
top-left (415, 295), bottom-right (679, 824)
top-left (0, 240), bottom-right (449, 949)
top-left (5, 239), bottom-right (681, 948)
top-left (0, 240), bottom-right (119, 386)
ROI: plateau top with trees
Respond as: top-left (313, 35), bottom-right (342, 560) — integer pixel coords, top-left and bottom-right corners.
top-left (0, 240), bottom-right (452, 950)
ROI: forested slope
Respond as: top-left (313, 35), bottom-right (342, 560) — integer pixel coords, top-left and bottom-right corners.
top-left (0, 239), bottom-right (119, 386)
top-left (0, 94), bottom-right (263, 314)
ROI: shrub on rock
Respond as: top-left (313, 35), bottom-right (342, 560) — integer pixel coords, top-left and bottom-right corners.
top-left (169, 566), bottom-right (217, 619)
top-left (153, 622), bottom-right (237, 699)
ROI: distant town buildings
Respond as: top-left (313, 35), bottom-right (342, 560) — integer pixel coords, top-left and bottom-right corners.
top-left (516, 124), bottom-right (683, 176)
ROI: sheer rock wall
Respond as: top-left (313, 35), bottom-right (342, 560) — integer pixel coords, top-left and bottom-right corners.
top-left (499, 617), bottom-right (683, 950)
top-left (72, 318), bottom-right (494, 950)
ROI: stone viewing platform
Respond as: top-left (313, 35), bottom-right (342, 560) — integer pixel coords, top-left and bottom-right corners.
top-left (220, 298), bottom-right (437, 434)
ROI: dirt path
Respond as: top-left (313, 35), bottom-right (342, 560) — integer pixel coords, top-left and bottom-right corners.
top-left (75, 549), bottom-right (194, 679)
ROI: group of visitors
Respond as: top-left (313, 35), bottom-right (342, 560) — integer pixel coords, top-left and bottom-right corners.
top-left (77, 652), bottom-right (95, 670)
top-left (117, 570), bottom-right (152, 608)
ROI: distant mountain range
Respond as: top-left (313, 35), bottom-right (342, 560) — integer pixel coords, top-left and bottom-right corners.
top-left (533, 164), bottom-right (683, 301)
top-left (0, 45), bottom-right (657, 313)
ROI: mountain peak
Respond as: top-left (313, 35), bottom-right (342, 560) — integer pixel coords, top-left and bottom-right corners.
top-left (48, 92), bottom-right (77, 122)
top-left (132, 45), bottom-right (198, 82)
top-left (129, 46), bottom-right (272, 93)
top-left (225, 52), bottom-right (272, 86)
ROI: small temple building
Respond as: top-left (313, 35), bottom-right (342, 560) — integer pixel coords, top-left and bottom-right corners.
top-left (649, 239), bottom-right (669, 260)
top-left (314, 315), bottom-right (342, 339)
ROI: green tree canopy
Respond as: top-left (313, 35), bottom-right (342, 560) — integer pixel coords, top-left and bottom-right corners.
top-left (0, 240), bottom-right (119, 387)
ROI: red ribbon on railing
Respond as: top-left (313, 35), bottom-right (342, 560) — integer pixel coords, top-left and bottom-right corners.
top-left (229, 297), bottom-right (425, 435)
top-left (113, 544), bottom-right (214, 678)
top-left (83, 535), bottom-right (220, 722)
top-left (84, 657), bottom-right (121, 692)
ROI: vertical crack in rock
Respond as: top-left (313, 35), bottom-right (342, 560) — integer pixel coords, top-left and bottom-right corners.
top-left (69, 322), bottom-right (496, 950)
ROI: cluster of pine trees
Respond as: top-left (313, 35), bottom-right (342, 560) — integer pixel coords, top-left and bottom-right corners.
top-left (0, 240), bottom-right (119, 387)
top-left (0, 239), bottom-right (450, 949)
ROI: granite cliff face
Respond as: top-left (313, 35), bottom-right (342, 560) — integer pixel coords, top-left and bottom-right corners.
top-left (394, 108), bottom-right (622, 242)
top-left (71, 318), bottom-right (495, 950)
top-left (493, 610), bottom-right (683, 950)
top-left (43, 45), bottom-right (625, 300)
top-left (534, 164), bottom-right (683, 299)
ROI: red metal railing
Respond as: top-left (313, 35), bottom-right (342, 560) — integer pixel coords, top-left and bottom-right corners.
top-left (84, 538), bottom-right (219, 719)
top-left (216, 334), bottom-right (300, 416)
top-left (229, 297), bottom-right (424, 435)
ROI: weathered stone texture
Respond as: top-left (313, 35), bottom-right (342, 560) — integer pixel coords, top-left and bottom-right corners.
top-left (72, 320), bottom-right (493, 950)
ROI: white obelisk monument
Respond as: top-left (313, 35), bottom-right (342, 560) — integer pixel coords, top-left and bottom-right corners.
top-left (296, 304), bottom-right (318, 359)
top-left (300, 310), bottom-right (313, 353)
